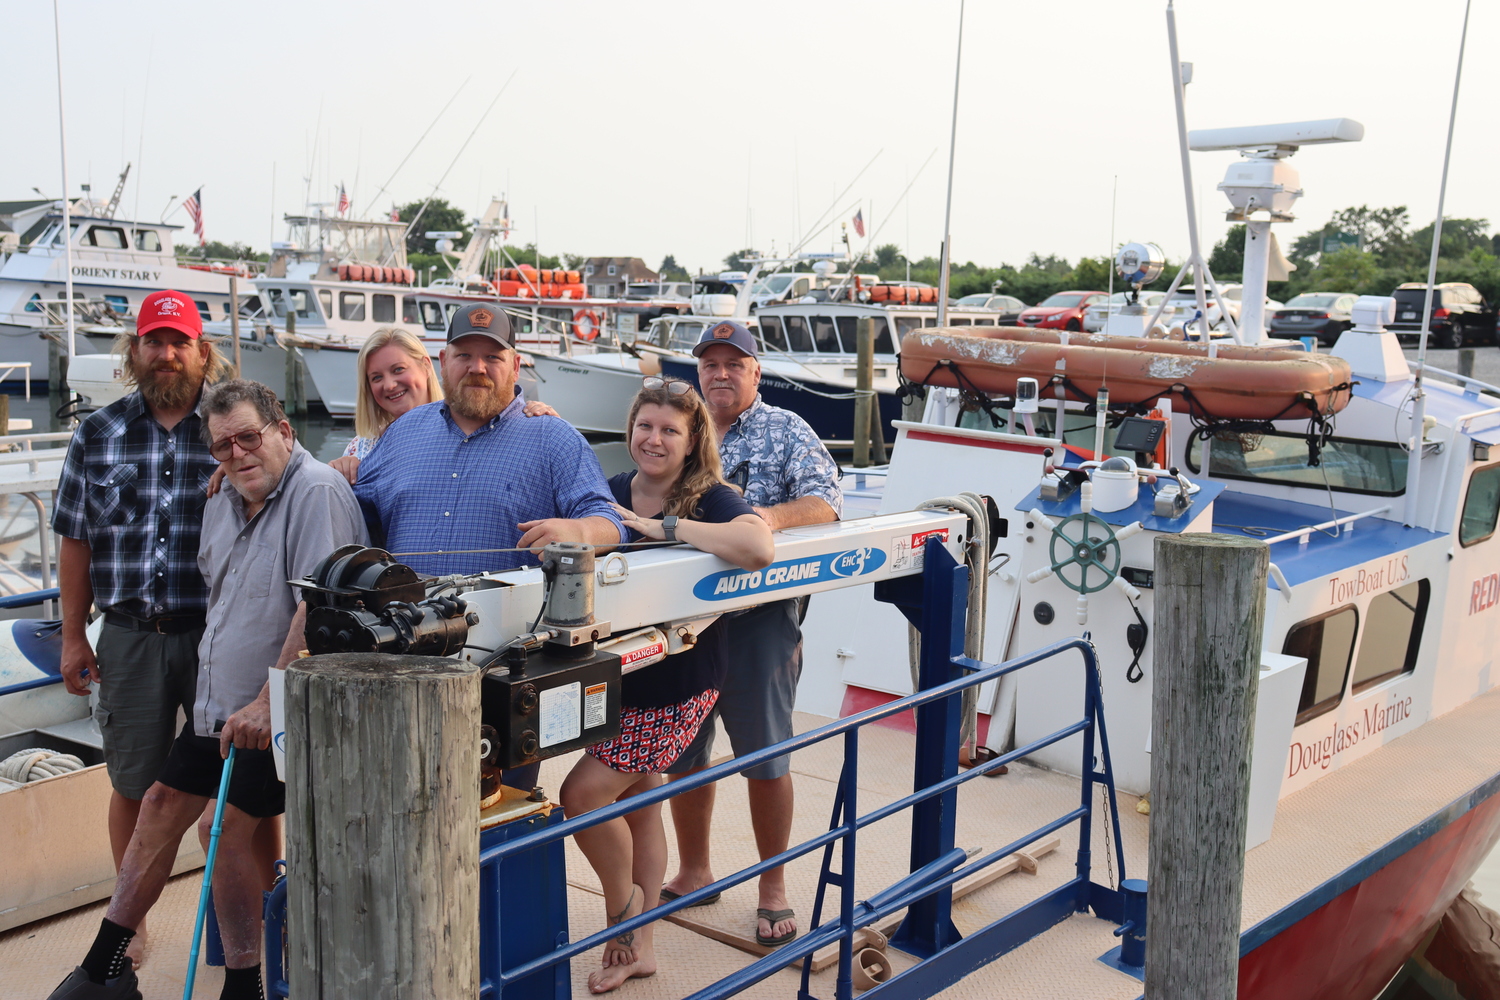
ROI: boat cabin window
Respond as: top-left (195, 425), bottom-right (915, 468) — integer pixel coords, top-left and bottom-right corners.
top-left (265, 289), bottom-right (286, 318)
top-left (48, 224), bottom-right (78, 247)
top-left (133, 230), bottom-right (161, 252)
top-left (1283, 605), bottom-right (1358, 724)
top-left (1350, 580), bottom-right (1429, 694)
top-left (1460, 463), bottom-right (1500, 547)
top-left (402, 296), bottom-right (419, 324)
top-left (340, 292), bottom-right (366, 321)
top-left (83, 226), bottom-right (128, 249)
top-left (445, 303), bottom-right (461, 326)
top-left (420, 301), bottom-right (445, 331)
top-left (951, 318), bottom-right (973, 326)
top-left (758, 316), bottom-right (789, 353)
top-left (834, 316), bottom-right (894, 354)
top-left (1187, 432), bottom-right (1407, 496)
top-left (288, 289), bottom-right (313, 319)
top-left (372, 293), bottom-right (396, 324)
top-left (810, 316), bottom-right (841, 353)
top-left (782, 315), bottom-right (814, 352)
top-left (103, 295), bottom-right (130, 316)
top-left (666, 322), bottom-right (703, 352)
top-left (23, 294), bottom-right (41, 313)
top-left (894, 316), bottom-right (923, 340)
top-left (193, 300), bottom-right (212, 321)
top-left (221, 302), bottom-right (233, 320)
top-left (318, 290), bottom-right (333, 319)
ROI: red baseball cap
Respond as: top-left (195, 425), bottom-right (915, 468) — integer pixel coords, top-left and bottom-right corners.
top-left (136, 290), bottom-right (203, 339)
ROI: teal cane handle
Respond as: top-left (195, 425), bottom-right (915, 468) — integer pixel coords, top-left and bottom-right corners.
top-left (185, 744), bottom-right (237, 1000)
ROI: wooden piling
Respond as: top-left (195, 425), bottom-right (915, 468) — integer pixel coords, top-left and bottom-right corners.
top-left (1145, 533), bottom-right (1269, 1000)
top-left (854, 317), bottom-right (875, 467)
top-left (1458, 348), bottom-right (1475, 380)
top-left (285, 653), bottom-right (481, 999)
top-left (283, 311), bottom-right (305, 416)
top-left (228, 275), bottom-right (243, 378)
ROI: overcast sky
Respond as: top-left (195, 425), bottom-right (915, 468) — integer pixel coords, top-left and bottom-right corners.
top-left (7, 0), bottom-right (1495, 277)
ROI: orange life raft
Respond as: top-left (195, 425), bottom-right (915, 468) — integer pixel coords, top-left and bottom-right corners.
top-left (900, 327), bottom-right (1354, 422)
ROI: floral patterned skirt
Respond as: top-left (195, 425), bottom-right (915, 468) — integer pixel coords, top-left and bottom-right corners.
top-left (587, 689), bottom-right (719, 773)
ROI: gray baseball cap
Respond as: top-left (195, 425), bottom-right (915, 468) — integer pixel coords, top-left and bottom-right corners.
top-left (446, 303), bottom-right (513, 348)
top-left (691, 320), bottom-right (758, 358)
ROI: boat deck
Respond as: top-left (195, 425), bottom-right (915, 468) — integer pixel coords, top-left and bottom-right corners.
top-left (5, 689), bottom-right (1500, 998)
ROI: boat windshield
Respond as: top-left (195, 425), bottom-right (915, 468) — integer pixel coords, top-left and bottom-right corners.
top-left (1039, 293), bottom-right (1088, 308)
top-left (1187, 431), bottom-right (1407, 496)
top-left (753, 275), bottom-right (797, 296)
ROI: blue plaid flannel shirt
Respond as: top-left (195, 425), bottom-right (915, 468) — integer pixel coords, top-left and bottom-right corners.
top-left (354, 392), bottom-right (627, 576)
top-left (51, 391), bottom-right (217, 618)
top-left (719, 395), bottom-right (842, 515)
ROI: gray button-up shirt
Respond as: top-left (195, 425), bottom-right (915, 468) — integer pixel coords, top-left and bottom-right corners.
top-left (192, 443), bottom-right (368, 737)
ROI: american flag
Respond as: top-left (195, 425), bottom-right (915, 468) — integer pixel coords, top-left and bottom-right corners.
top-left (183, 188), bottom-right (204, 246)
top-left (337, 184), bottom-right (350, 216)
top-left (852, 209), bottom-right (865, 238)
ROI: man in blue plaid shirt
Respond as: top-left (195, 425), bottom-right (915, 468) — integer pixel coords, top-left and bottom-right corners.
top-left (51, 289), bottom-right (226, 971)
top-left (355, 302), bottom-right (626, 788)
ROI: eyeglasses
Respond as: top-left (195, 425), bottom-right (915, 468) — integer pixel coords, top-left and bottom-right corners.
top-left (209, 420), bottom-right (276, 461)
top-left (642, 376), bottom-right (693, 396)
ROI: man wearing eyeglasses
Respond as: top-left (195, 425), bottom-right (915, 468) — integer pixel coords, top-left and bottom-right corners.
top-left (51, 289), bottom-right (226, 973)
top-left (659, 320), bottom-right (841, 948)
top-left (46, 379), bottom-right (367, 1000)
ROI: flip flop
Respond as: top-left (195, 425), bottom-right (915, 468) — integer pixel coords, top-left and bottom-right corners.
top-left (755, 907), bottom-right (798, 947)
top-left (659, 886), bottom-right (722, 907)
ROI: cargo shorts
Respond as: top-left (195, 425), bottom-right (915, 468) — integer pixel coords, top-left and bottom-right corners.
top-left (665, 598), bottom-right (803, 780)
top-left (93, 621), bottom-right (202, 799)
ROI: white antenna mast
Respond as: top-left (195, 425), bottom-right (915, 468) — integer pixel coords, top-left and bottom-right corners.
top-left (935, 0), bottom-right (965, 327)
top-left (52, 0), bottom-right (75, 360)
top-left (1405, 0), bottom-right (1472, 528)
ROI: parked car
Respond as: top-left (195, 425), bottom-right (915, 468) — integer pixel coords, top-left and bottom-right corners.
top-left (1016, 291), bottom-right (1107, 331)
top-left (625, 281), bottom-right (692, 301)
top-left (955, 293), bottom-right (1028, 324)
top-left (1268, 292), bottom-right (1357, 345)
top-left (1082, 290), bottom-right (1171, 333)
top-left (690, 273), bottom-right (744, 317)
top-left (1163, 284), bottom-right (1282, 331)
top-left (1389, 282), bottom-right (1495, 348)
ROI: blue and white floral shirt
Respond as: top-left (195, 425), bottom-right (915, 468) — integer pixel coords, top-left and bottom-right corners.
top-left (718, 395), bottom-right (842, 516)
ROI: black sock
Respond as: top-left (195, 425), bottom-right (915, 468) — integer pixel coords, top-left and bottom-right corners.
top-left (221, 963), bottom-right (264, 1000)
top-left (80, 917), bottom-right (134, 983)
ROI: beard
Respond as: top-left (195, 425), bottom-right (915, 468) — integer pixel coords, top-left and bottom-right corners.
top-left (128, 351), bottom-right (205, 411)
top-left (442, 370), bottom-right (509, 424)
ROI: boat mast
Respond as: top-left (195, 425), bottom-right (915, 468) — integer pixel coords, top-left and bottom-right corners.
top-left (52, 0), bottom-right (76, 360)
top-left (1404, 0), bottom-right (1472, 528)
top-left (935, 0), bottom-right (965, 328)
top-left (1164, 2), bottom-right (1214, 347)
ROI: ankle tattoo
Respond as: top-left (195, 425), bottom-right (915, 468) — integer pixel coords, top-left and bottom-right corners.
top-left (609, 886), bottom-right (639, 949)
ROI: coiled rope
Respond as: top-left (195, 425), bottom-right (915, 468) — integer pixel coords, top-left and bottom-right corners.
top-left (0, 747), bottom-right (86, 783)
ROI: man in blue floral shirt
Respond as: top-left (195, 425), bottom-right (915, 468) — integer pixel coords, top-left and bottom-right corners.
top-left (660, 320), bottom-right (840, 947)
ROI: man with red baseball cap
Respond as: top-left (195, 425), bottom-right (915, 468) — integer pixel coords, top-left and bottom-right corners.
top-left (49, 289), bottom-right (227, 984)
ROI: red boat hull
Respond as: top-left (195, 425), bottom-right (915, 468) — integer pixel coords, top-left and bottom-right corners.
top-left (1239, 788), bottom-right (1500, 1000)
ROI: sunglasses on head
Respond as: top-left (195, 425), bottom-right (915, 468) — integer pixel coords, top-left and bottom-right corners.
top-left (642, 376), bottom-right (693, 396)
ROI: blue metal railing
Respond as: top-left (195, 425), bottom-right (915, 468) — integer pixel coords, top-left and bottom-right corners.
top-left (481, 541), bottom-right (1131, 1000)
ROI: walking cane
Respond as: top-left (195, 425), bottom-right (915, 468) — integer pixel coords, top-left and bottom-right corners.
top-left (184, 744), bottom-right (237, 1000)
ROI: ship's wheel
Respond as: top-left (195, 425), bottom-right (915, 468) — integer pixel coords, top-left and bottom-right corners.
top-left (1046, 512), bottom-right (1123, 595)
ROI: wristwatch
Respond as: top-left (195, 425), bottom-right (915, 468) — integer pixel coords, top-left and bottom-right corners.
top-left (662, 515), bottom-right (679, 542)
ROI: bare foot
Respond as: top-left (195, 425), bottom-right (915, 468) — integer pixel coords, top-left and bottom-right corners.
top-left (757, 887), bottom-right (796, 943)
top-left (590, 885), bottom-right (656, 993)
top-left (125, 921), bottom-right (148, 970)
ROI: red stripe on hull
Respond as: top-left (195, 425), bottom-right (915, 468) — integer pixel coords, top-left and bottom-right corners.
top-left (904, 430), bottom-right (1051, 454)
top-left (1240, 792), bottom-right (1500, 1000)
top-left (840, 685), bottom-right (992, 745)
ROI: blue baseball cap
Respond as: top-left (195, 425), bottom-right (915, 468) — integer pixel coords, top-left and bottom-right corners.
top-left (691, 320), bottom-right (758, 358)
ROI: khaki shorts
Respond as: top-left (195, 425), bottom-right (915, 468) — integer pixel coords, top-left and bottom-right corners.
top-left (94, 621), bottom-right (202, 799)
